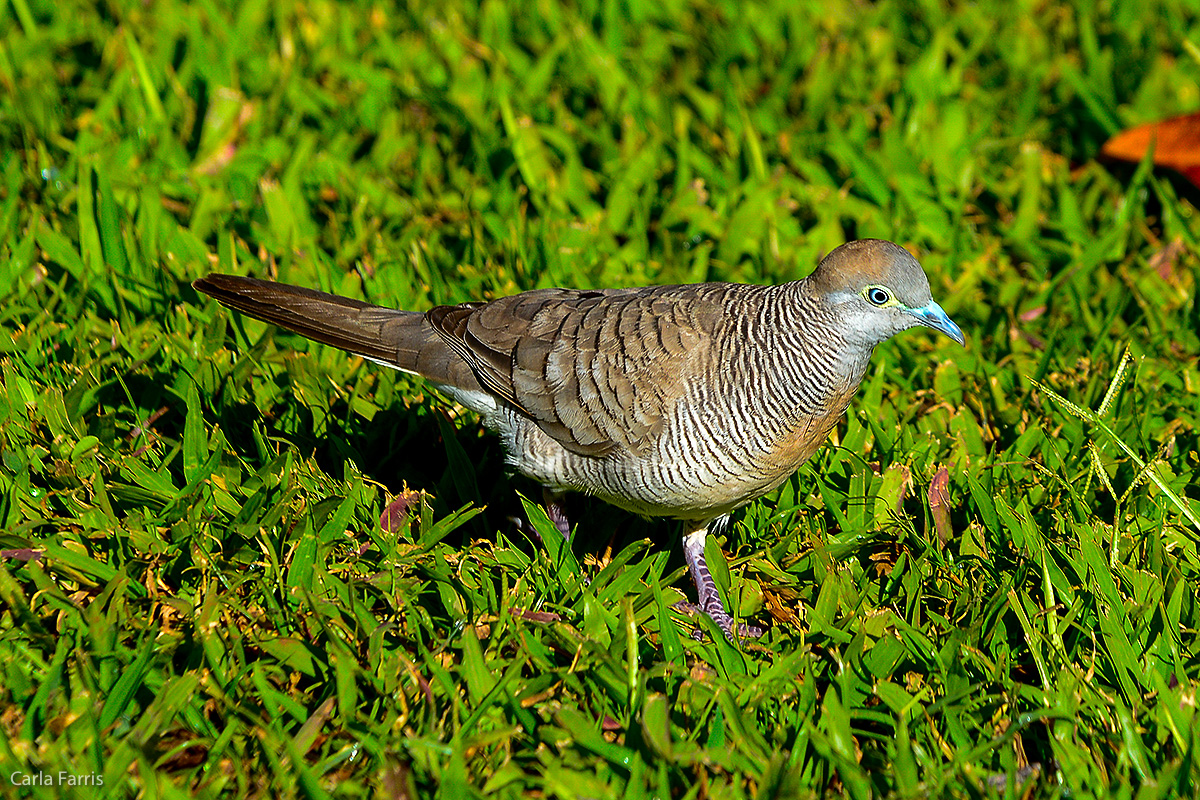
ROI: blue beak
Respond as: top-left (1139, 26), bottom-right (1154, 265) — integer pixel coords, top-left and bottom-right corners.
top-left (910, 301), bottom-right (965, 346)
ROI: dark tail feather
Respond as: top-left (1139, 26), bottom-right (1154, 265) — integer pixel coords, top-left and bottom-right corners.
top-left (193, 274), bottom-right (483, 391)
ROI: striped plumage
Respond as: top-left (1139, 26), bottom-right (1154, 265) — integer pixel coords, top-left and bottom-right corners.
top-left (493, 282), bottom-right (866, 520)
top-left (194, 238), bottom-right (964, 639)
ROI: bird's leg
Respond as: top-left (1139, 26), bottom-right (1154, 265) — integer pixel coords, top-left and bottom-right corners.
top-left (501, 489), bottom-right (566, 544)
top-left (679, 518), bottom-right (763, 641)
top-left (508, 488), bottom-right (571, 544)
top-left (542, 488), bottom-right (572, 541)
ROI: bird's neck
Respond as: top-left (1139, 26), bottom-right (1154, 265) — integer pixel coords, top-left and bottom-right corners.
top-left (696, 283), bottom-right (872, 483)
top-left (785, 280), bottom-right (874, 371)
top-left (731, 283), bottom-right (874, 415)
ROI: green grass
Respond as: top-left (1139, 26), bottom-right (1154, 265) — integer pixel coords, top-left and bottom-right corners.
top-left (3, 0), bottom-right (1200, 796)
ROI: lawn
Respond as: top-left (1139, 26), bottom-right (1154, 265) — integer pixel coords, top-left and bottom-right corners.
top-left (3, 0), bottom-right (1200, 797)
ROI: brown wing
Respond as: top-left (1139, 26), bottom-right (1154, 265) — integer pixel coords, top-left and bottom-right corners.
top-left (426, 286), bottom-right (721, 457)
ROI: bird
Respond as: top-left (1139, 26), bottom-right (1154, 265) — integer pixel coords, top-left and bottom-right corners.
top-left (193, 239), bottom-right (964, 639)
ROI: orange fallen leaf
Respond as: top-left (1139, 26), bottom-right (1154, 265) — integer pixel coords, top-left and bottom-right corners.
top-left (1100, 111), bottom-right (1200, 188)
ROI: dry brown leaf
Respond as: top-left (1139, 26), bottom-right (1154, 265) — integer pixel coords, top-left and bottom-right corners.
top-left (927, 466), bottom-right (953, 547)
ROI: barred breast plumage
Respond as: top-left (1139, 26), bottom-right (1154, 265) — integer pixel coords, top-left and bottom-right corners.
top-left (193, 238), bottom-right (964, 639)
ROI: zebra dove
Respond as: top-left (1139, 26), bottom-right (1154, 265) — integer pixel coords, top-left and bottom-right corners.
top-left (193, 239), bottom-right (964, 639)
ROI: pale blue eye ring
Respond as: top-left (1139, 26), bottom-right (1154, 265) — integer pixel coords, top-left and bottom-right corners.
top-left (867, 287), bottom-right (890, 305)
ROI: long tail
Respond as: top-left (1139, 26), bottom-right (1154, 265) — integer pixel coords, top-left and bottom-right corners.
top-left (192, 274), bottom-right (483, 391)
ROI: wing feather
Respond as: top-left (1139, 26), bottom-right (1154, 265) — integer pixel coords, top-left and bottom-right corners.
top-left (426, 285), bottom-right (723, 456)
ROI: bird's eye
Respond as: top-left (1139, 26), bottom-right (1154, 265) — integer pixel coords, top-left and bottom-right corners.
top-left (866, 287), bottom-right (891, 306)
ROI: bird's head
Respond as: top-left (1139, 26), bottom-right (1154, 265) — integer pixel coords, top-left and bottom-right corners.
top-left (805, 239), bottom-right (965, 348)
